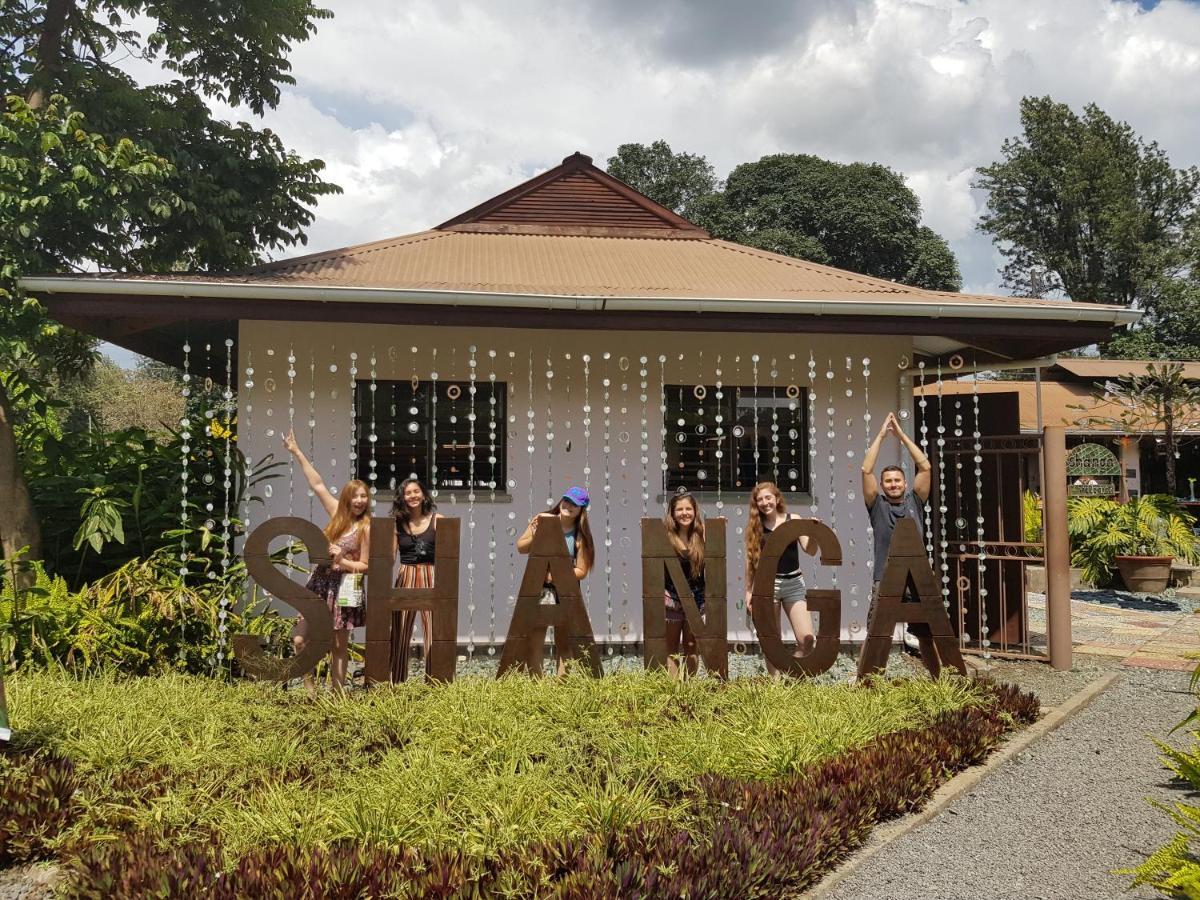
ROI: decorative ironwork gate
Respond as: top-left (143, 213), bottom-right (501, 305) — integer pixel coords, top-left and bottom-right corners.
top-left (933, 434), bottom-right (1049, 660)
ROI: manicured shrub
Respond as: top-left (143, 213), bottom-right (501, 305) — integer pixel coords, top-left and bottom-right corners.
top-left (57, 693), bottom-right (1032, 898)
top-left (980, 679), bottom-right (1042, 725)
top-left (7, 669), bottom-right (986, 860)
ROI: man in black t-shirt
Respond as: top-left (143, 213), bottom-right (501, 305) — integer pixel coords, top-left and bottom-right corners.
top-left (862, 412), bottom-right (932, 652)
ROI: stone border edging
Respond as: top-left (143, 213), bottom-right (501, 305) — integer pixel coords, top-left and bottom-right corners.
top-left (803, 671), bottom-right (1122, 899)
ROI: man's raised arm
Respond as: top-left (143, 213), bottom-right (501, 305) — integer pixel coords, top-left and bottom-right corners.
top-left (895, 417), bottom-right (932, 502)
top-left (861, 418), bottom-right (890, 507)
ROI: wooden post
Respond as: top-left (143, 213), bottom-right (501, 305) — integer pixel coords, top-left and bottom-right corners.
top-left (1043, 425), bottom-right (1072, 671)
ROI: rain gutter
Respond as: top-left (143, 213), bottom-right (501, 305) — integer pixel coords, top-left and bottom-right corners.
top-left (18, 277), bottom-right (1144, 326)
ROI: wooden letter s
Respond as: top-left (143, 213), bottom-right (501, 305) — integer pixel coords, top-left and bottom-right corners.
top-left (234, 516), bottom-right (334, 682)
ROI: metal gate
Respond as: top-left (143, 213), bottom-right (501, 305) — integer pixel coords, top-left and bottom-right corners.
top-left (933, 434), bottom-right (1050, 660)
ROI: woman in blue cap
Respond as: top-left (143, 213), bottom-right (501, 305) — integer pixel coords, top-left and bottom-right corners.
top-left (517, 486), bottom-right (595, 591)
top-left (517, 486), bottom-right (595, 673)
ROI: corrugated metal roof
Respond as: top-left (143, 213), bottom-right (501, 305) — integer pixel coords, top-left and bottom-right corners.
top-left (129, 229), bottom-right (1081, 309)
top-left (21, 151), bottom-right (1138, 319)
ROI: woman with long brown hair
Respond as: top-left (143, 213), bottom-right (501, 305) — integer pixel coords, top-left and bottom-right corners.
top-left (744, 481), bottom-right (814, 674)
top-left (389, 477), bottom-right (443, 681)
top-left (283, 430), bottom-right (370, 693)
top-left (517, 486), bottom-right (594, 673)
top-left (663, 487), bottom-right (705, 678)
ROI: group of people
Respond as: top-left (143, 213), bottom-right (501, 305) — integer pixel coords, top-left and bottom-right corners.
top-left (281, 409), bottom-right (931, 690)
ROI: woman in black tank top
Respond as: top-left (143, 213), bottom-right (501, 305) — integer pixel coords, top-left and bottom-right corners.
top-left (389, 477), bottom-right (442, 682)
top-left (744, 482), bottom-right (816, 674)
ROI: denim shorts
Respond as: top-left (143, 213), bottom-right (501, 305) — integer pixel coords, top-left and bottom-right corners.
top-left (775, 575), bottom-right (807, 606)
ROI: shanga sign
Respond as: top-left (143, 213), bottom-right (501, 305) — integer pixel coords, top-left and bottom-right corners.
top-left (237, 515), bottom-right (965, 682)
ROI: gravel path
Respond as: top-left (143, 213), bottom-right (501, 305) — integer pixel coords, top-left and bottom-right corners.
top-left (822, 666), bottom-right (1196, 900)
top-left (0, 864), bottom-right (58, 900)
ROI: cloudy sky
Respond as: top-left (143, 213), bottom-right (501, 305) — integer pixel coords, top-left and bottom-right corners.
top-left (119, 0), bottom-right (1200, 315)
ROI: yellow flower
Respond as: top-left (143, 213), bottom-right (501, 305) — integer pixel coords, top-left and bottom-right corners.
top-left (209, 418), bottom-right (236, 440)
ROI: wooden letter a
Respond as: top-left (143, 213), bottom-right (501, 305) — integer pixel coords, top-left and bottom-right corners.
top-left (498, 515), bottom-right (602, 677)
top-left (857, 518), bottom-right (967, 679)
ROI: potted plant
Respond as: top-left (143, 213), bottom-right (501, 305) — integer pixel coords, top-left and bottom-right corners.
top-left (1067, 495), bottom-right (1200, 592)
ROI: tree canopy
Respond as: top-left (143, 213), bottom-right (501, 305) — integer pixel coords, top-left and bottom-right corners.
top-left (975, 96), bottom-right (1200, 359)
top-left (0, 0), bottom-right (339, 568)
top-left (606, 140), bottom-right (718, 221)
top-left (606, 142), bottom-right (961, 292)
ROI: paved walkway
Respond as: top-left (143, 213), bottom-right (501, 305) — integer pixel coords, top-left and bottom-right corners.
top-left (1029, 594), bottom-right (1199, 671)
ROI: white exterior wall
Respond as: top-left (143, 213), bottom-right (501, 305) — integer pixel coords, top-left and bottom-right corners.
top-left (1120, 436), bottom-right (1142, 498)
top-left (238, 319), bottom-right (917, 645)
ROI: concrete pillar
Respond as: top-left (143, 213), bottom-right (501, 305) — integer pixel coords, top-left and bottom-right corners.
top-left (1043, 425), bottom-right (1072, 670)
top-left (1120, 437), bottom-right (1141, 500)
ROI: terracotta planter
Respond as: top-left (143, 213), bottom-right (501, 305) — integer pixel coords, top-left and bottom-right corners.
top-left (1114, 555), bottom-right (1174, 594)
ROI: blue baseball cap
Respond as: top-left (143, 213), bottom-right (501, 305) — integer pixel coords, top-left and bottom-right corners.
top-left (562, 486), bottom-right (590, 508)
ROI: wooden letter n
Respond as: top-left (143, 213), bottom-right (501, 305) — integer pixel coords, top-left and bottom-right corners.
top-left (235, 516), bottom-right (333, 682)
top-left (857, 517), bottom-right (966, 680)
top-left (498, 514), bottom-right (602, 677)
top-left (365, 516), bottom-right (460, 683)
top-left (748, 517), bottom-right (842, 677)
top-left (640, 517), bottom-right (727, 678)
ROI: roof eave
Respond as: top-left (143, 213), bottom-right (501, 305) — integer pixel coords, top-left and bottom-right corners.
top-left (18, 276), bottom-right (1145, 326)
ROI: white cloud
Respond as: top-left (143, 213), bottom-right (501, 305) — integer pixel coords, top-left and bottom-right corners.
top-left (198, 0), bottom-right (1200, 293)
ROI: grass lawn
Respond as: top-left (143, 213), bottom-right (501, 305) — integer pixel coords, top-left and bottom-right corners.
top-left (2, 669), bottom-right (1036, 897)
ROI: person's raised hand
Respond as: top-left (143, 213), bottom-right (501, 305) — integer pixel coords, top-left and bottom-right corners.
top-left (283, 429), bottom-right (299, 455)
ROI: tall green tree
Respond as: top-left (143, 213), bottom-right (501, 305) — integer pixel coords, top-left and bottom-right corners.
top-left (607, 143), bottom-right (961, 291)
top-left (606, 140), bottom-right (720, 219)
top-left (974, 96), bottom-right (1200, 315)
top-left (717, 154), bottom-right (961, 291)
top-left (1106, 277), bottom-right (1200, 360)
top-left (0, 1), bottom-right (339, 571)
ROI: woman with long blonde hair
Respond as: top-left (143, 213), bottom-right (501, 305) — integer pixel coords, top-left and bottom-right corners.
top-left (663, 487), bottom-right (706, 678)
top-left (283, 430), bottom-right (370, 693)
top-left (745, 481), bottom-right (814, 674)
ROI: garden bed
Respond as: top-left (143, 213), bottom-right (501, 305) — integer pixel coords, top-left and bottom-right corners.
top-left (2, 671), bottom-right (1037, 898)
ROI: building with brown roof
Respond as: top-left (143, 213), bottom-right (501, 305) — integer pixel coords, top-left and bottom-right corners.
top-left (21, 152), bottom-right (1140, 646)
top-left (916, 360), bottom-right (1200, 505)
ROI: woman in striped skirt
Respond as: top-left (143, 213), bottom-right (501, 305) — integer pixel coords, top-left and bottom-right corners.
top-left (389, 477), bottom-right (443, 681)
